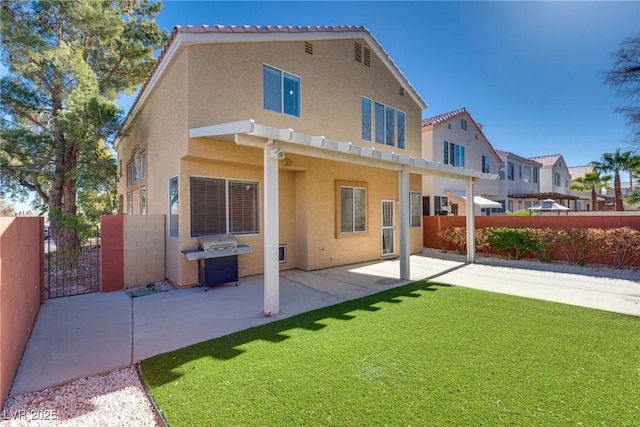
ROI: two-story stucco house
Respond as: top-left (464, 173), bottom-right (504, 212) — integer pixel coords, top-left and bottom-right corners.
top-left (495, 150), bottom-right (543, 213)
top-left (115, 25), bottom-right (496, 314)
top-left (421, 108), bottom-right (502, 216)
top-left (529, 154), bottom-right (579, 209)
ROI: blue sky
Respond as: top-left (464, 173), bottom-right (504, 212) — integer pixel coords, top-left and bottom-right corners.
top-left (149, 0), bottom-right (638, 167)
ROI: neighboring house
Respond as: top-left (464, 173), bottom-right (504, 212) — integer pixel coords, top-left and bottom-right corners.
top-left (568, 165), bottom-right (599, 211)
top-left (528, 154), bottom-right (579, 209)
top-left (421, 108), bottom-right (502, 216)
top-left (495, 150), bottom-right (543, 213)
top-left (115, 25), bottom-right (496, 314)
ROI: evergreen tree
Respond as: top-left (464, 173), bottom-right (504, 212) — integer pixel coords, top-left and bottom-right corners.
top-left (0, 0), bottom-right (166, 254)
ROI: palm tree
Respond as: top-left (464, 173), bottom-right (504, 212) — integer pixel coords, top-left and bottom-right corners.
top-left (570, 170), bottom-right (612, 211)
top-left (591, 149), bottom-right (635, 211)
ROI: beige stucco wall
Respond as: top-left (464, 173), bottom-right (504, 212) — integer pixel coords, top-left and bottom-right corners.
top-left (185, 39), bottom-right (423, 159)
top-left (117, 48), bottom-right (189, 285)
top-left (117, 36), bottom-right (425, 287)
top-left (123, 215), bottom-right (165, 287)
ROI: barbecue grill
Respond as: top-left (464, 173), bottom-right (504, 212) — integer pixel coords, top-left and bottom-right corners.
top-left (181, 234), bottom-right (253, 291)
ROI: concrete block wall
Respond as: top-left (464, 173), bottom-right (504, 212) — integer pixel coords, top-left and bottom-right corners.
top-left (123, 215), bottom-right (165, 287)
top-left (0, 217), bottom-right (43, 407)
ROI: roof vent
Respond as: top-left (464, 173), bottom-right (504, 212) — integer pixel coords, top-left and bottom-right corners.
top-left (305, 41), bottom-right (313, 55)
top-left (399, 87), bottom-right (405, 96)
top-left (355, 42), bottom-right (362, 63)
top-left (363, 47), bottom-right (371, 67)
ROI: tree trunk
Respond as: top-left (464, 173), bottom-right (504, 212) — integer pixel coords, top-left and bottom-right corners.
top-left (614, 171), bottom-right (623, 211)
top-left (590, 185), bottom-right (598, 211)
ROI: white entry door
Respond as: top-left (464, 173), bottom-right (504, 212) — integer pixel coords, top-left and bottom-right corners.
top-left (381, 200), bottom-right (395, 256)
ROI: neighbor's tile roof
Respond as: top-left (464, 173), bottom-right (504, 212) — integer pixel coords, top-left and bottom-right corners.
top-left (120, 24), bottom-right (425, 134)
top-left (421, 108), bottom-right (467, 126)
top-left (495, 150), bottom-right (544, 166)
top-left (568, 165), bottom-right (595, 178)
top-left (422, 107), bottom-right (503, 162)
top-left (529, 154), bottom-right (563, 167)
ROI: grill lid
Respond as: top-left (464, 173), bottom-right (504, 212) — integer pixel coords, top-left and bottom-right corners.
top-left (197, 233), bottom-right (238, 250)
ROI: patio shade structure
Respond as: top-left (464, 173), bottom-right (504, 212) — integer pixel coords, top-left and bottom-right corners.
top-left (444, 189), bottom-right (502, 208)
top-left (190, 119), bottom-right (499, 315)
top-left (528, 198), bottom-right (570, 215)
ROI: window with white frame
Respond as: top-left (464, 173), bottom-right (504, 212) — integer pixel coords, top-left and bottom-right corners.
top-left (397, 110), bottom-right (406, 149)
top-left (507, 162), bottom-right (515, 180)
top-left (443, 141), bottom-right (465, 167)
top-left (169, 177), bottom-right (178, 237)
top-left (367, 99), bottom-right (405, 148)
top-left (361, 97), bottom-right (372, 141)
top-left (518, 165), bottom-right (522, 179)
top-left (140, 152), bottom-right (146, 179)
top-left (554, 172), bottom-right (561, 187)
top-left (461, 118), bottom-right (467, 130)
top-left (523, 165), bottom-right (531, 183)
top-left (263, 65), bottom-right (300, 117)
top-left (190, 177), bottom-right (260, 237)
top-left (482, 155), bottom-right (490, 173)
top-left (410, 192), bottom-right (421, 227)
top-left (533, 167), bottom-right (539, 183)
top-left (127, 148), bottom-right (145, 186)
top-left (507, 200), bottom-right (513, 212)
top-left (339, 185), bottom-right (366, 233)
top-left (127, 192), bottom-right (132, 215)
top-left (140, 187), bottom-right (146, 215)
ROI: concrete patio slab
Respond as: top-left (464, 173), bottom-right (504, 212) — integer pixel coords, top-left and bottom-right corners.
top-left (8, 252), bottom-right (639, 398)
top-left (10, 291), bottom-right (132, 397)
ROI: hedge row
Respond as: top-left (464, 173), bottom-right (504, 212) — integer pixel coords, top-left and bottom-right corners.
top-left (438, 226), bottom-right (640, 268)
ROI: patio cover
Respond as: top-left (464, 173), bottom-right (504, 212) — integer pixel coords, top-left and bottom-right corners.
top-left (190, 119), bottom-right (499, 315)
top-left (444, 189), bottom-right (502, 208)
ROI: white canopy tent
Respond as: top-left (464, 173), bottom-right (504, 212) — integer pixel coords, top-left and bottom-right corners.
top-left (528, 198), bottom-right (570, 215)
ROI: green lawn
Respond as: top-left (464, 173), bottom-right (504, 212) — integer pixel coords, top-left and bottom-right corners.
top-left (140, 282), bottom-right (640, 426)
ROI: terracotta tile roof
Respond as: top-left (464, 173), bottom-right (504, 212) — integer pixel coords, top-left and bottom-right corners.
top-left (421, 108), bottom-right (467, 126)
top-left (529, 154), bottom-right (562, 167)
top-left (119, 25), bottom-right (425, 137)
top-left (495, 150), bottom-right (543, 166)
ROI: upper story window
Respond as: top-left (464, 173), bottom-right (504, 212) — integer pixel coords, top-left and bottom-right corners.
top-left (363, 97), bottom-right (405, 148)
top-left (127, 148), bottom-right (145, 186)
top-left (533, 167), bottom-right (539, 183)
top-left (461, 118), bottom-right (468, 130)
top-left (523, 165), bottom-right (531, 183)
top-left (519, 165), bottom-right (522, 179)
top-left (482, 155), bottom-right (490, 173)
top-left (507, 162), bottom-right (515, 180)
top-left (361, 97), bottom-right (372, 141)
top-left (443, 141), bottom-right (465, 167)
top-left (554, 172), bottom-right (561, 187)
top-left (263, 65), bottom-right (300, 117)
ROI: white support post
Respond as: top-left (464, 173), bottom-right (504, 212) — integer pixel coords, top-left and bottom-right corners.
top-left (263, 141), bottom-right (280, 315)
top-left (466, 178), bottom-right (476, 263)
top-left (399, 168), bottom-right (410, 280)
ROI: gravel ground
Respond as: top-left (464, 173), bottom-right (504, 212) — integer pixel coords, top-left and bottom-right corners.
top-left (2, 251), bottom-right (635, 426)
top-left (0, 367), bottom-right (161, 427)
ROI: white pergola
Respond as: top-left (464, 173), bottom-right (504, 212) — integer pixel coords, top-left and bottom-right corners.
top-left (190, 119), bottom-right (499, 315)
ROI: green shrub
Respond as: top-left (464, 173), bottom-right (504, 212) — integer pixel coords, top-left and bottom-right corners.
top-left (527, 228), bottom-right (557, 263)
top-left (484, 227), bottom-right (535, 259)
top-left (555, 228), bottom-right (602, 266)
